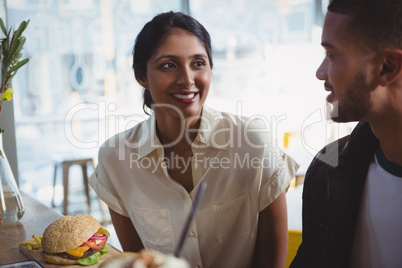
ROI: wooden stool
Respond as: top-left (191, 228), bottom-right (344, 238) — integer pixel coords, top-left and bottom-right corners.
top-left (51, 158), bottom-right (94, 215)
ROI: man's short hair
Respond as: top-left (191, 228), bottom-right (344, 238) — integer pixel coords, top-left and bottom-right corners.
top-left (328, 0), bottom-right (402, 51)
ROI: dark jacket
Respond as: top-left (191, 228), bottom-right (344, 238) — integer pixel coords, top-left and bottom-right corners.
top-left (290, 122), bottom-right (379, 268)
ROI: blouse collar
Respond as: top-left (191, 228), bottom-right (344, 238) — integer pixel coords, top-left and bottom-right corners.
top-left (137, 106), bottom-right (228, 159)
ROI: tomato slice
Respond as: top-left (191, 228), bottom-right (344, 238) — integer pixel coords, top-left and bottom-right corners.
top-left (83, 235), bottom-right (108, 251)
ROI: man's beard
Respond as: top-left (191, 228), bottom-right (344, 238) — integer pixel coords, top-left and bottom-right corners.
top-left (330, 72), bottom-right (372, 123)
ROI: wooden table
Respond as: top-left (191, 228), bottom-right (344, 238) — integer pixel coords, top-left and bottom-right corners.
top-left (0, 192), bottom-right (121, 267)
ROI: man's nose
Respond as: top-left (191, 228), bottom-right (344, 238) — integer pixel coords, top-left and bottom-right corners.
top-left (316, 58), bottom-right (327, 80)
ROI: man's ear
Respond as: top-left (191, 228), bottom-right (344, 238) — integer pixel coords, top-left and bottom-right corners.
top-left (379, 49), bottom-right (402, 86)
top-left (136, 75), bottom-right (149, 89)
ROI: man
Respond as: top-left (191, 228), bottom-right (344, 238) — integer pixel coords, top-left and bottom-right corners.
top-left (291, 0), bottom-right (402, 267)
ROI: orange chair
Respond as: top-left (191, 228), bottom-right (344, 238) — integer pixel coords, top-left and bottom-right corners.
top-left (286, 230), bottom-right (302, 268)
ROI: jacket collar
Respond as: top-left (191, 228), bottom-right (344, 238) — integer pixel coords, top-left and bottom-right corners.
top-left (337, 122), bottom-right (379, 167)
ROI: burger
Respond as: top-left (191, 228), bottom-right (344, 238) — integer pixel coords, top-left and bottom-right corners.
top-left (39, 214), bottom-right (109, 265)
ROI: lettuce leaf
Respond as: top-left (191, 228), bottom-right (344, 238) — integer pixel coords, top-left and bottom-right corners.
top-left (100, 243), bottom-right (109, 255)
top-left (76, 244), bottom-right (109, 266)
top-left (76, 252), bottom-right (100, 266)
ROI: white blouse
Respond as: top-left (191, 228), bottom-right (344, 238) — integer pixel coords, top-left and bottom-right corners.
top-left (89, 106), bottom-right (299, 268)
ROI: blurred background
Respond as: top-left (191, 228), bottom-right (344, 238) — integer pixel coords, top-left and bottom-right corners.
top-left (3, 0), bottom-right (357, 250)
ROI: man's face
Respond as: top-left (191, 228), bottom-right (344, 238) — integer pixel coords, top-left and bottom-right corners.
top-left (316, 11), bottom-right (377, 122)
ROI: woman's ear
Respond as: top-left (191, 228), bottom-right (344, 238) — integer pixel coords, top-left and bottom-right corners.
top-left (136, 75), bottom-right (149, 89)
top-left (379, 49), bottom-right (402, 86)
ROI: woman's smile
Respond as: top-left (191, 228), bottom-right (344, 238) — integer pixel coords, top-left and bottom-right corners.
top-left (171, 92), bottom-right (199, 103)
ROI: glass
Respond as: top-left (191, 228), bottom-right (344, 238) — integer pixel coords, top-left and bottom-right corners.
top-left (0, 150), bottom-right (25, 225)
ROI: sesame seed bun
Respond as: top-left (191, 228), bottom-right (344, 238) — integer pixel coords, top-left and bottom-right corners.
top-left (41, 214), bottom-right (101, 253)
top-left (39, 250), bottom-right (78, 265)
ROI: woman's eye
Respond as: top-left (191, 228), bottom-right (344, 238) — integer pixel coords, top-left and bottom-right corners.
top-left (161, 62), bottom-right (176, 69)
top-left (193, 60), bottom-right (206, 67)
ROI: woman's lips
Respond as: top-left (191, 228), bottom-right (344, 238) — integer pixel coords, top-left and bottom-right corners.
top-left (171, 92), bottom-right (198, 103)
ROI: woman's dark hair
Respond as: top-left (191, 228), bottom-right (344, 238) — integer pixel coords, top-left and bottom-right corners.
top-left (132, 11), bottom-right (213, 114)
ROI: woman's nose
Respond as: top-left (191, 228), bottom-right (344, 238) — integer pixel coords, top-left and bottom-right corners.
top-left (177, 67), bottom-right (195, 88)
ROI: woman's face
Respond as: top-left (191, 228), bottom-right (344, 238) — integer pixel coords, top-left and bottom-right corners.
top-left (138, 29), bottom-right (211, 121)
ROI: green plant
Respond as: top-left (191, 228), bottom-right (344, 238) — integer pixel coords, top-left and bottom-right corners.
top-left (0, 18), bottom-right (29, 157)
top-left (0, 18), bottom-right (29, 101)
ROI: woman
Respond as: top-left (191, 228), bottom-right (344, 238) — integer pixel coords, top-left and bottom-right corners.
top-left (89, 11), bottom-right (298, 268)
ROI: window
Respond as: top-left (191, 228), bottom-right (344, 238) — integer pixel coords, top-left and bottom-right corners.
top-left (7, 0), bottom-right (352, 208)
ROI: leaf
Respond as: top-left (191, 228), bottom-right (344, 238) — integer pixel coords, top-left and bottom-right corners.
top-left (8, 58), bottom-right (29, 73)
top-left (7, 28), bottom-right (12, 39)
top-left (23, 20), bottom-right (30, 32)
top-left (12, 21), bottom-right (27, 41)
top-left (2, 35), bottom-right (9, 56)
top-left (3, 39), bottom-right (21, 67)
top-left (76, 251), bottom-right (101, 265)
top-left (18, 36), bottom-right (26, 48)
top-left (0, 18), bottom-right (7, 36)
top-left (8, 71), bottom-right (17, 84)
top-left (12, 39), bottom-right (26, 60)
top-left (0, 19), bottom-right (29, 95)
